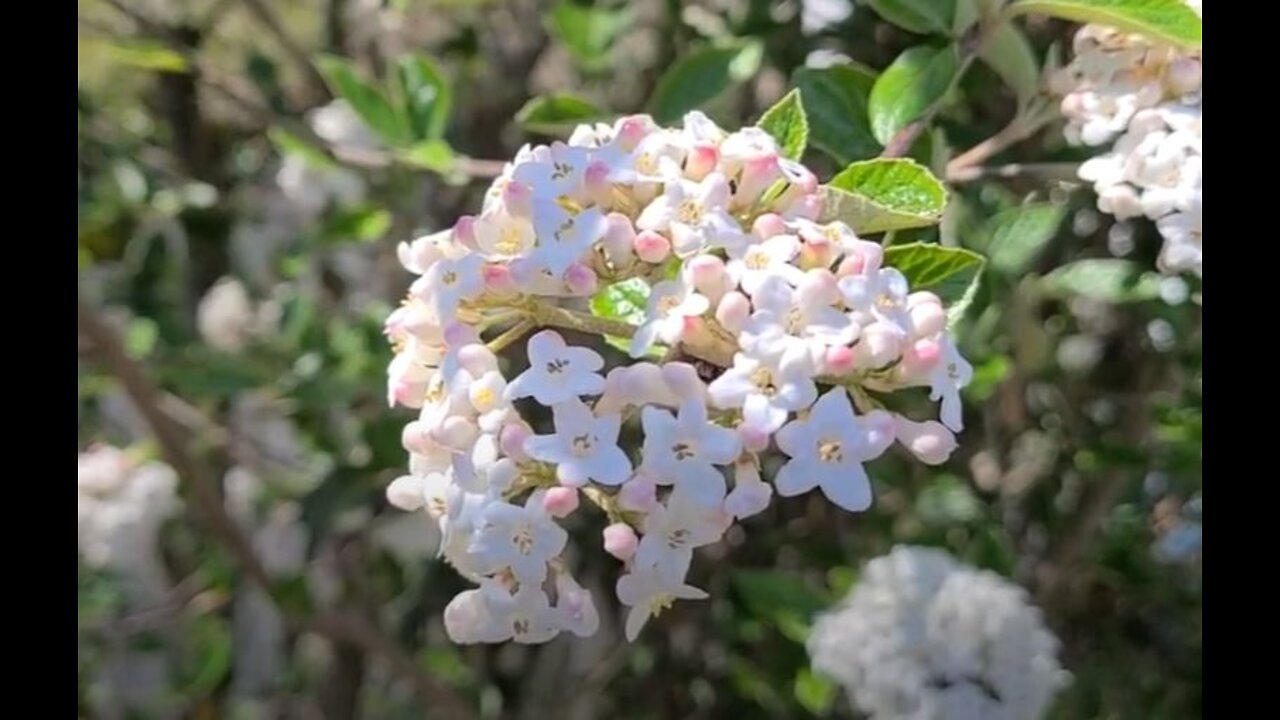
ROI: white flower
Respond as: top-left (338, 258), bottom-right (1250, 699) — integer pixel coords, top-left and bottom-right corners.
top-left (774, 388), bottom-right (893, 512)
top-left (512, 141), bottom-right (594, 200)
top-left (531, 205), bottom-right (607, 276)
top-left (726, 234), bottom-right (804, 294)
top-left (707, 352), bottom-right (817, 434)
top-left (197, 277), bottom-right (256, 351)
top-left (634, 492), bottom-right (728, 582)
top-left (469, 490), bottom-right (568, 586)
top-left (629, 279), bottom-right (710, 358)
top-left (807, 546), bottom-right (1066, 720)
top-left (641, 399), bottom-right (742, 506)
top-left (724, 458), bottom-right (773, 520)
top-left (636, 173), bottom-right (744, 257)
top-left (506, 330), bottom-right (606, 406)
top-left (928, 337), bottom-right (974, 432)
top-left (447, 580), bottom-right (563, 644)
top-left (417, 254), bottom-right (484, 323)
top-left (554, 573), bottom-right (600, 638)
top-left (616, 566), bottom-right (709, 641)
top-left (839, 266), bottom-right (912, 330)
top-left (474, 209), bottom-right (535, 261)
top-left (741, 273), bottom-right (857, 369)
top-left (523, 398), bottom-right (633, 487)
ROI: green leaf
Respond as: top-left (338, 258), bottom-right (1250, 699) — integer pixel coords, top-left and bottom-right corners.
top-left (1040, 259), bottom-right (1162, 302)
top-left (865, 0), bottom-right (957, 35)
top-left (269, 127), bottom-right (339, 170)
top-left (321, 205), bottom-right (393, 244)
top-left (794, 669), bottom-right (838, 716)
top-left (396, 55), bottom-right (451, 142)
top-left (316, 55), bottom-right (410, 146)
top-left (179, 614), bottom-right (232, 698)
top-left (400, 140), bottom-right (457, 174)
top-left (124, 318), bottom-right (159, 359)
top-left (516, 94), bottom-right (608, 135)
top-left (732, 569), bottom-right (828, 644)
top-left (883, 242), bottom-right (986, 315)
top-left (984, 202), bottom-right (1066, 273)
top-left (979, 22), bottom-right (1042, 108)
top-left (792, 65), bottom-right (881, 164)
top-left (1009, 0), bottom-right (1202, 49)
top-left (590, 278), bottom-right (656, 356)
top-left (649, 41), bottom-right (763, 124)
top-left (548, 0), bottom-right (633, 70)
top-left (87, 38), bottom-right (190, 73)
top-left (869, 44), bottom-right (959, 145)
top-left (756, 89), bottom-right (809, 160)
top-left (821, 158), bottom-right (948, 235)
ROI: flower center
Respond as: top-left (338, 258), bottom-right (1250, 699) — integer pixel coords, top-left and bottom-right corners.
top-left (441, 270), bottom-right (458, 286)
top-left (571, 433), bottom-right (596, 457)
top-left (473, 387), bottom-right (495, 409)
top-left (818, 438), bottom-right (844, 463)
top-left (635, 153), bottom-right (657, 174)
top-left (671, 441), bottom-right (697, 461)
top-left (554, 216), bottom-right (576, 242)
top-left (545, 357), bottom-right (570, 375)
top-left (657, 295), bottom-right (682, 314)
top-left (551, 161), bottom-right (574, 181)
top-left (512, 524), bottom-right (535, 555)
top-left (745, 250), bottom-right (770, 271)
top-left (648, 593), bottom-right (676, 617)
top-left (676, 199), bottom-right (705, 225)
top-left (750, 367), bottom-right (778, 396)
top-left (786, 307), bottom-right (804, 333)
top-left (666, 528), bottom-right (690, 549)
top-left (495, 226), bottom-right (525, 255)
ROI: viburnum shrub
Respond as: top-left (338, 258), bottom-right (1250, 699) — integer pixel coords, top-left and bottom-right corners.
top-left (381, 107), bottom-right (979, 644)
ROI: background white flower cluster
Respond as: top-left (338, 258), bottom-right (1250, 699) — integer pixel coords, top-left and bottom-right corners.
top-left (382, 111), bottom-right (975, 645)
top-left (1052, 0), bottom-right (1203, 277)
top-left (808, 545), bottom-right (1067, 720)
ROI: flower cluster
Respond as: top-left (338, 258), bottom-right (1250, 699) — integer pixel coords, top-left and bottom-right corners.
top-left (808, 546), bottom-right (1067, 720)
top-left (382, 111), bottom-right (973, 644)
top-left (77, 445), bottom-right (182, 604)
top-left (1051, 1), bottom-right (1203, 277)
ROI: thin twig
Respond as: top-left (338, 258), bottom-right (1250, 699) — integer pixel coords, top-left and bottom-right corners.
top-left (947, 161), bottom-right (1082, 184)
top-left (944, 107), bottom-right (1058, 180)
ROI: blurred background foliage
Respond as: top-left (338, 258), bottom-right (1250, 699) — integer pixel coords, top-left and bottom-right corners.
top-left (77, 0), bottom-right (1201, 718)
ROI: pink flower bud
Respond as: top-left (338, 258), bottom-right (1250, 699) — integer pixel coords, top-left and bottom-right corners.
top-left (686, 143), bottom-right (720, 180)
top-left (500, 181), bottom-right (533, 216)
top-left (455, 343), bottom-right (498, 376)
top-left (602, 212), bottom-right (636, 262)
top-left (715, 291), bottom-right (752, 333)
top-left (433, 416), bottom-right (479, 451)
top-left (752, 213), bottom-right (788, 240)
top-left (857, 323), bottom-right (903, 368)
top-left (615, 115), bottom-right (651, 150)
top-left (837, 254), bottom-right (866, 277)
top-left (785, 193), bottom-right (824, 221)
top-left (482, 263), bottom-right (516, 295)
top-left (902, 338), bottom-right (943, 376)
top-left (543, 487), bottom-right (580, 518)
top-left (893, 415), bottom-right (957, 465)
top-left (823, 345), bottom-right (857, 375)
top-left (386, 475), bottom-right (426, 511)
top-left (735, 153), bottom-right (782, 207)
top-left (687, 254), bottom-right (729, 301)
top-left (401, 420), bottom-right (436, 454)
top-left (634, 230), bottom-right (671, 263)
top-left (799, 268), bottom-right (840, 306)
top-left (799, 239), bottom-right (835, 270)
top-left (908, 292), bottom-right (946, 337)
top-left (603, 523), bottom-right (638, 560)
top-left (565, 262), bottom-right (599, 296)
top-left (500, 422), bottom-right (532, 460)
top-left (452, 216), bottom-right (478, 250)
top-left (739, 424), bottom-right (771, 453)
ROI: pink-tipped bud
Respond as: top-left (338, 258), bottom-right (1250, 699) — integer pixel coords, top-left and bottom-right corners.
top-left (715, 291), bottom-right (752, 333)
top-left (455, 344), bottom-right (498, 376)
top-left (902, 338), bottom-right (943, 376)
top-left (799, 239), bottom-right (836, 270)
top-left (615, 115), bottom-right (651, 150)
top-left (433, 416), bottom-right (479, 451)
top-left (499, 422), bottom-right (532, 461)
top-left (686, 143), bottom-right (720, 180)
top-left (401, 420), bottom-right (436, 455)
top-left (857, 323), bottom-right (903, 368)
top-left (823, 345), bottom-right (857, 376)
top-left (603, 523), bottom-right (639, 560)
top-left (634, 230), bottom-right (671, 263)
top-left (893, 416), bottom-right (957, 465)
top-left (799, 268), bottom-right (840, 306)
top-left (565, 262), bottom-right (599, 296)
top-left (837, 254), bottom-right (866, 277)
top-left (483, 263), bottom-right (516, 295)
top-left (500, 181), bottom-right (533, 216)
top-left (452, 216), bottom-right (478, 251)
top-left (687, 254), bottom-right (729, 300)
top-left (735, 153), bottom-right (782, 206)
top-left (386, 475), bottom-right (426, 511)
top-left (789, 193), bottom-right (824, 220)
top-left (1060, 93), bottom-right (1085, 117)
top-left (752, 213), bottom-right (788, 240)
top-left (543, 487), bottom-right (580, 518)
top-left (908, 293), bottom-right (946, 337)
top-left (602, 212), bottom-right (636, 262)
